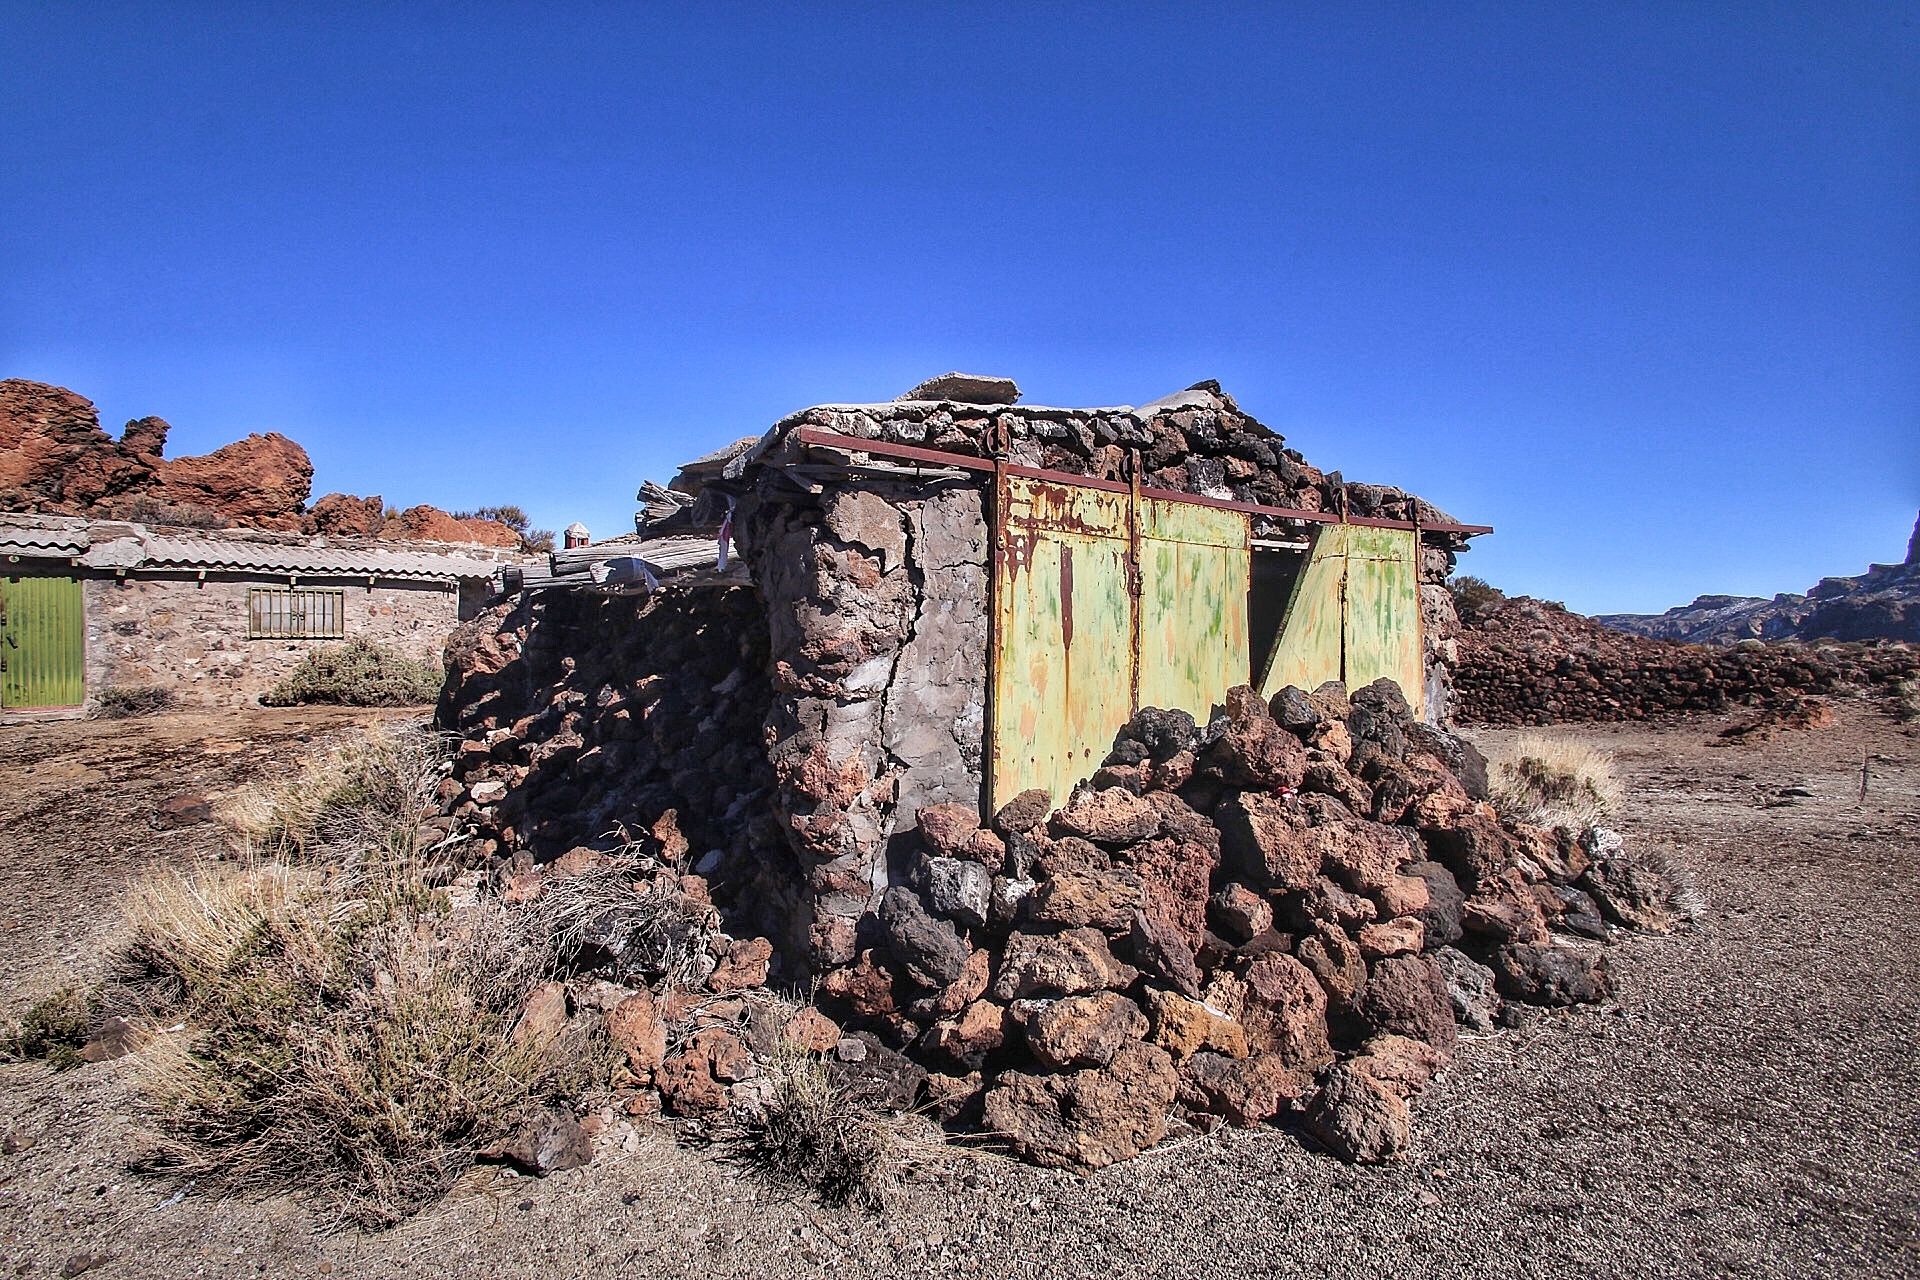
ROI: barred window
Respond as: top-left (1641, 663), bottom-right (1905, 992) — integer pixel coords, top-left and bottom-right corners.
top-left (247, 587), bottom-right (345, 639)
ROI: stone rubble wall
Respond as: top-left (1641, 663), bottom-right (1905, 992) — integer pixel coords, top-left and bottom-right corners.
top-left (817, 676), bottom-right (1652, 1168)
top-left (437, 586), bottom-right (806, 959)
top-left (1455, 595), bottom-right (1920, 726)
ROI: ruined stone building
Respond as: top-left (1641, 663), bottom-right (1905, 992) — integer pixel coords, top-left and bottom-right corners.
top-left (449, 375), bottom-right (1488, 973)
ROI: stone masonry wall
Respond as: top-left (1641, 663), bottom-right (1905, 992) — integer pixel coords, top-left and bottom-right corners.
top-left (83, 573), bottom-right (465, 707)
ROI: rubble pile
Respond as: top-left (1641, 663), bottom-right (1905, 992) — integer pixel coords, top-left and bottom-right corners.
top-left (828, 676), bottom-right (1664, 1167)
top-left (438, 661), bottom-right (1679, 1169)
top-left (1456, 594), bottom-right (1919, 726)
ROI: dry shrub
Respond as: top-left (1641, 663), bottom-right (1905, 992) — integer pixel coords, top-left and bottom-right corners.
top-left (730, 1044), bottom-right (914, 1209)
top-left (91, 686), bottom-right (177, 719)
top-left (261, 638), bottom-right (444, 708)
top-left (120, 723), bottom-right (602, 1228)
top-left (218, 721), bottom-right (448, 862)
top-left (1895, 677), bottom-right (1920, 723)
top-left (123, 858), bottom-right (600, 1228)
top-left (1489, 734), bottom-right (1622, 831)
top-left (529, 855), bottom-right (719, 987)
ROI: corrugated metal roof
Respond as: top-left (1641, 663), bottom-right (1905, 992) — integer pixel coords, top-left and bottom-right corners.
top-left (0, 515), bottom-right (504, 582)
top-left (139, 534), bottom-right (503, 582)
top-left (0, 523), bottom-right (90, 557)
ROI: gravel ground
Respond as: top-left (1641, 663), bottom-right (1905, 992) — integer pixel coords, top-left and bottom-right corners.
top-left (1, 704), bottom-right (1914, 1279)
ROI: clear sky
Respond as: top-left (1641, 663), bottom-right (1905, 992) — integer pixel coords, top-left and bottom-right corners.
top-left (3, 3), bottom-right (1914, 613)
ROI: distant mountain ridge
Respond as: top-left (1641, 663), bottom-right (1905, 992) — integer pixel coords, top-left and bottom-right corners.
top-left (1595, 511), bottom-right (1920, 645)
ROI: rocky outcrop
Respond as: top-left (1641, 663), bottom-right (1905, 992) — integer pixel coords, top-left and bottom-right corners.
top-left (0, 378), bottom-right (314, 529)
top-left (1456, 594), bottom-right (1918, 726)
top-left (3, 378), bottom-right (522, 544)
top-left (1596, 511), bottom-right (1920, 645)
top-left (383, 503), bottom-right (523, 548)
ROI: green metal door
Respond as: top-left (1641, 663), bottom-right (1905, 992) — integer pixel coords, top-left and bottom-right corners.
top-left (1255, 523), bottom-right (1424, 718)
top-left (988, 477), bottom-right (1253, 810)
top-left (1342, 526), bottom-right (1424, 717)
top-left (0, 574), bottom-right (86, 709)
top-left (1258, 524), bottom-right (1350, 699)
top-left (990, 478), bottom-right (1137, 811)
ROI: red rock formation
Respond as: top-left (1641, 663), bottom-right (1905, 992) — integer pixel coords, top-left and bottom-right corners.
top-left (145, 433), bottom-right (313, 530)
top-left (0, 378), bottom-right (313, 528)
top-left (305, 492), bottom-right (388, 537)
top-left (0, 379), bottom-right (147, 511)
top-left (385, 504), bottom-right (522, 548)
top-left (3, 378), bottom-right (522, 544)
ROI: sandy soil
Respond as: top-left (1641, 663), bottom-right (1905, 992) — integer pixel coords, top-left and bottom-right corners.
top-left (1, 703), bottom-right (1915, 1279)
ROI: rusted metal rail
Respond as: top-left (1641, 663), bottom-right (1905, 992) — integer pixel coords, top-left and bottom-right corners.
top-left (788, 427), bottom-right (1492, 537)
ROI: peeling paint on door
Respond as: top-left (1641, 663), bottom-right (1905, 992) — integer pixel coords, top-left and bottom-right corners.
top-left (1256, 523), bottom-right (1424, 718)
top-left (989, 476), bottom-right (1251, 810)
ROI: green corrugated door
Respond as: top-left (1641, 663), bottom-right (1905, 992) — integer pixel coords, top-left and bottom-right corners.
top-left (1257, 524), bottom-right (1425, 719)
top-left (0, 575), bottom-right (85, 709)
top-left (988, 478), bottom-right (1253, 811)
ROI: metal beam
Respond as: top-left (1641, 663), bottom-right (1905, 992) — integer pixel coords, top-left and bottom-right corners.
top-left (787, 427), bottom-right (1491, 537)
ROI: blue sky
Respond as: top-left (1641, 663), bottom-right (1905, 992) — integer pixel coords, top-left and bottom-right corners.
top-left (3, 2), bottom-right (1914, 613)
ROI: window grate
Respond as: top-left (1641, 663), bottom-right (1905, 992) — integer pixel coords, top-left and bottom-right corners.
top-left (247, 587), bottom-right (346, 639)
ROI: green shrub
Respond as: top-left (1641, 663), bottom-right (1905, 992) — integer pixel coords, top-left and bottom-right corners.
top-left (2, 988), bottom-right (92, 1070)
top-left (1449, 575), bottom-right (1507, 623)
top-left (262, 639), bottom-right (444, 707)
top-left (92, 685), bottom-right (177, 719)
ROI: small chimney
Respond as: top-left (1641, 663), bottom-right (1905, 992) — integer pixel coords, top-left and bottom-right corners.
top-left (564, 521), bottom-right (590, 549)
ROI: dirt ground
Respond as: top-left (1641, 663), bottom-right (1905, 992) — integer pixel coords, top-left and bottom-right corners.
top-left (1, 702), bottom-right (1915, 1279)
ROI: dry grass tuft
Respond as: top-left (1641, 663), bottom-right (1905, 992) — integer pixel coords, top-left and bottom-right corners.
top-left (1489, 734), bottom-right (1623, 832)
top-left (529, 854), bottom-right (720, 988)
top-left (119, 722), bottom-right (605, 1228)
top-left (90, 685), bottom-right (177, 719)
top-left (216, 721), bottom-right (449, 863)
top-left (122, 858), bottom-right (603, 1228)
top-left (728, 1044), bottom-right (923, 1209)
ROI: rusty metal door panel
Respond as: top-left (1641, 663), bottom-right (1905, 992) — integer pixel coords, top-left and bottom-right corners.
top-left (991, 477), bottom-right (1135, 809)
top-left (1258, 524), bottom-right (1348, 699)
top-left (1341, 526), bottom-right (1424, 718)
top-left (1136, 497), bottom-right (1249, 721)
top-left (1, 574), bottom-right (85, 709)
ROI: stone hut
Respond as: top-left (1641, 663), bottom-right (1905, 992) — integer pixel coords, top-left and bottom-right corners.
top-left (1, 512), bottom-right (513, 713)
top-left (448, 375), bottom-right (1487, 975)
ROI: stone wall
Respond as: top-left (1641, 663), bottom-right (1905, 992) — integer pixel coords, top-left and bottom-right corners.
top-left (82, 572), bottom-right (469, 707)
top-left (736, 479), bottom-right (991, 972)
top-left (1454, 594), bottom-right (1920, 725)
top-left (437, 586), bottom-right (803, 961)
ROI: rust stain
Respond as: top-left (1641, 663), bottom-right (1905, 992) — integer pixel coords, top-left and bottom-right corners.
top-left (1059, 543), bottom-right (1074, 648)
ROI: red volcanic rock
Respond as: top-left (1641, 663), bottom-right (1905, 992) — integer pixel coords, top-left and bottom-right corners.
top-left (147, 432), bottom-right (313, 529)
top-left (306, 491), bottom-right (388, 537)
top-left (1, 378), bottom-right (313, 527)
top-left (0, 379), bottom-right (145, 511)
top-left (387, 503), bottom-right (522, 547)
